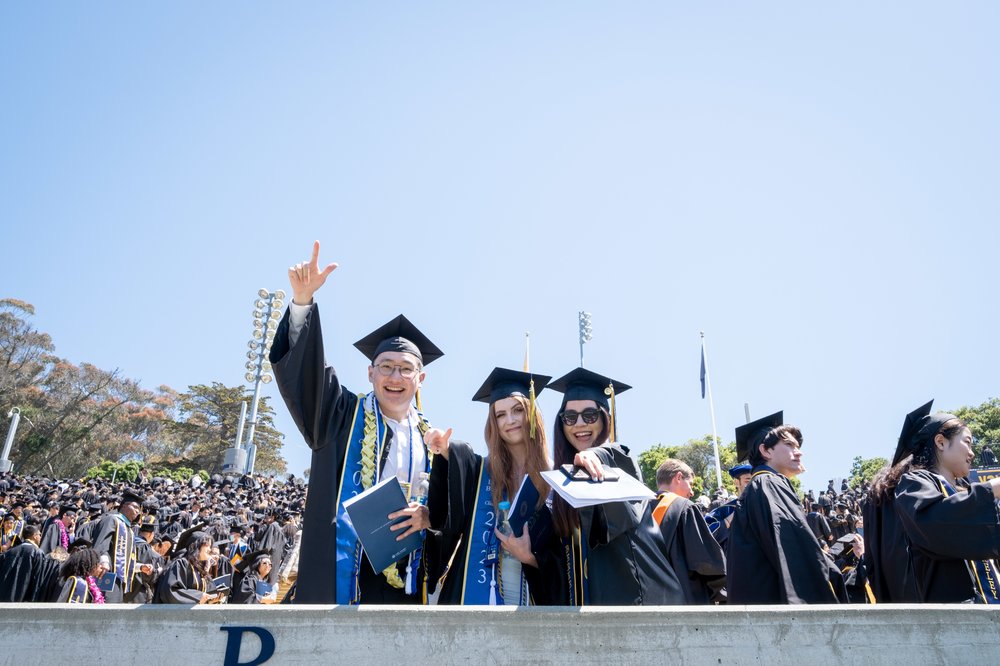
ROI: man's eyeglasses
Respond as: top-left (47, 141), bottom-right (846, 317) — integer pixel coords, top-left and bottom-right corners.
top-left (560, 408), bottom-right (601, 426)
top-left (374, 363), bottom-right (419, 379)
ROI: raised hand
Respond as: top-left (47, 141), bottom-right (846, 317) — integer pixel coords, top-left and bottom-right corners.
top-left (495, 523), bottom-right (538, 568)
top-left (288, 240), bottom-right (339, 305)
top-left (573, 449), bottom-right (606, 481)
top-left (424, 427), bottom-right (453, 460)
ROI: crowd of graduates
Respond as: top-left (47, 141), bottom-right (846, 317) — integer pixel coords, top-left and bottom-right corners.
top-left (0, 471), bottom-right (303, 604)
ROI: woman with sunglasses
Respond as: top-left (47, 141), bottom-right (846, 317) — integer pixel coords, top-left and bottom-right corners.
top-left (545, 367), bottom-right (686, 605)
top-left (421, 368), bottom-right (564, 605)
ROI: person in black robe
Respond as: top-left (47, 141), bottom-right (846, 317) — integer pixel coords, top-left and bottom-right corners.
top-left (805, 504), bottom-right (834, 548)
top-left (155, 532), bottom-right (223, 604)
top-left (889, 405), bottom-right (1000, 603)
top-left (831, 534), bottom-right (874, 604)
top-left (91, 489), bottom-right (145, 603)
top-left (229, 550), bottom-right (278, 604)
top-left (56, 548), bottom-right (105, 604)
top-left (652, 459), bottom-right (727, 604)
top-left (252, 511), bottom-right (286, 585)
top-left (126, 521), bottom-right (162, 603)
top-left (546, 368), bottom-right (687, 605)
top-left (270, 241), bottom-right (444, 604)
top-left (0, 525), bottom-right (62, 602)
top-left (422, 368), bottom-right (563, 606)
top-left (727, 412), bottom-right (844, 604)
top-left (40, 505), bottom-right (77, 555)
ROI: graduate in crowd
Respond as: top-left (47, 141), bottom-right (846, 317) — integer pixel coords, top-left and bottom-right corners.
top-left (155, 531), bottom-right (224, 604)
top-left (90, 488), bottom-right (152, 602)
top-left (127, 518), bottom-right (163, 603)
top-left (549, 368), bottom-right (686, 605)
top-left (39, 505), bottom-right (76, 555)
top-left (704, 464), bottom-right (752, 550)
top-left (422, 367), bottom-right (562, 605)
top-left (0, 513), bottom-right (18, 553)
top-left (726, 412), bottom-right (845, 604)
top-left (831, 534), bottom-right (874, 604)
top-left (889, 403), bottom-right (1000, 603)
top-left (227, 525), bottom-right (250, 566)
top-left (57, 547), bottom-right (106, 604)
top-left (652, 459), bottom-right (727, 604)
top-left (270, 241), bottom-right (442, 604)
top-left (0, 525), bottom-right (62, 602)
top-left (230, 550), bottom-right (279, 604)
top-left (805, 503), bottom-right (834, 548)
top-left (253, 509), bottom-right (287, 585)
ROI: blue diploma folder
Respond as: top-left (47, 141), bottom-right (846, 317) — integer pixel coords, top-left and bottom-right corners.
top-left (342, 476), bottom-right (423, 574)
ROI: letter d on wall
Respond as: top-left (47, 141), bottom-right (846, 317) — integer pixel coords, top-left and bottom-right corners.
top-left (220, 626), bottom-right (276, 666)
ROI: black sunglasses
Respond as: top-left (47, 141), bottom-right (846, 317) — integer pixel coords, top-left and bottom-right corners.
top-left (560, 408), bottom-right (601, 426)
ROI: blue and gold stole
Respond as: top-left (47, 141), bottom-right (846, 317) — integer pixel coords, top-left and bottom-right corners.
top-left (334, 393), bottom-right (430, 605)
top-left (64, 576), bottom-right (90, 603)
top-left (937, 478), bottom-right (1000, 604)
top-left (458, 458), bottom-right (528, 605)
top-left (112, 514), bottom-right (136, 593)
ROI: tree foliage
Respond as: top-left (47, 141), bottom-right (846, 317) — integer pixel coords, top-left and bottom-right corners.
top-left (637, 436), bottom-right (738, 496)
top-left (0, 299), bottom-right (286, 477)
top-left (847, 455), bottom-right (888, 488)
top-left (951, 397), bottom-right (1000, 462)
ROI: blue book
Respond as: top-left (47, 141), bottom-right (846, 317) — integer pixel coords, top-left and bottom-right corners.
top-left (508, 475), bottom-right (540, 537)
top-left (96, 572), bottom-right (116, 592)
top-left (342, 476), bottom-right (423, 574)
top-left (255, 580), bottom-right (275, 597)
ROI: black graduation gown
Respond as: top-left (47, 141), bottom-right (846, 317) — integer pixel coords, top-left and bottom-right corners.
top-left (125, 539), bottom-right (160, 604)
top-left (655, 493), bottom-right (727, 604)
top-left (805, 512), bottom-right (833, 544)
top-left (893, 470), bottom-right (1000, 603)
top-left (423, 441), bottom-right (562, 605)
top-left (576, 444), bottom-right (687, 605)
top-left (705, 498), bottom-right (739, 551)
top-left (0, 542), bottom-right (62, 602)
top-left (270, 304), bottom-right (421, 604)
top-left (727, 467), bottom-right (844, 604)
top-left (861, 495), bottom-right (919, 603)
top-left (229, 571), bottom-right (265, 604)
top-left (154, 558), bottom-right (213, 604)
top-left (254, 522), bottom-right (287, 585)
top-left (90, 512), bottom-right (137, 603)
top-left (39, 521), bottom-right (68, 555)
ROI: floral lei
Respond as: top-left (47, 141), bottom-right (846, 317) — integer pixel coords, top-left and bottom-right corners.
top-left (361, 392), bottom-right (431, 589)
top-left (86, 576), bottom-right (106, 604)
top-left (56, 519), bottom-right (69, 550)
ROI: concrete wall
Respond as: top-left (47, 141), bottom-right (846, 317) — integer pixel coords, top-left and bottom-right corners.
top-left (0, 604), bottom-right (997, 665)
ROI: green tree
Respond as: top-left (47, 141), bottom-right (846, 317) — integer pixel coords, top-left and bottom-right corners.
top-left (951, 398), bottom-right (1000, 463)
top-left (847, 455), bottom-right (889, 488)
top-left (157, 382), bottom-right (287, 475)
top-left (636, 437), bottom-right (737, 496)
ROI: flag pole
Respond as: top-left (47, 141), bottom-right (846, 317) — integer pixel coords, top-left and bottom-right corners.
top-left (701, 332), bottom-right (724, 490)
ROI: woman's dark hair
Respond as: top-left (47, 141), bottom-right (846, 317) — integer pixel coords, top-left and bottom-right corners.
top-left (550, 405), bottom-right (609, 538)
top-left (60, 548), bottom-right (100, 579)
top-left (870, 417), bottom-right (968, 505)
top-left (748, 425), bottom-right (803, 468)
top-left (184, 532), bottom-right (213, 577)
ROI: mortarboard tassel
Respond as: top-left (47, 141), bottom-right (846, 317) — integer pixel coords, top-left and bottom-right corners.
top-left (415, 388), bottom-right (423, 413)
top-left (605, 382), bottom-right (616, 443)
top-left (528, 378), bottom-right (537, 440)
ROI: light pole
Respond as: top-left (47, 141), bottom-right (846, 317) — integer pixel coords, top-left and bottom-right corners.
top-left (243, 288), bottom-right (284, 475)
top-left (0, 408), bottom-right (21, 473)
top-left (578, 311), bottom-right (593, 367)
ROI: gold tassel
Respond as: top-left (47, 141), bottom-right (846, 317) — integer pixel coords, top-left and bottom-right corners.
top-left (605, 382), bottom-right (616, 443)
top-left (415, 388), bottom-right (422, 412)
top-left (528, 378), bottom-right (537, 440)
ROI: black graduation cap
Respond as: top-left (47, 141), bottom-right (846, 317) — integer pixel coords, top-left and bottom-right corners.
top-left (735, 411), bottom-right (784, 462)
top-left (830, 533), bottom-right (858, 557)
top-left (548, 367), bottom-right (631, 411)
top-left (892, 400), bottom-right (941, 466)
top-left (234, 550), bottom-right (272, 574)
top-left (58, 504), bottom-right (77, 517)
top-left (120, 489), bottom-right (144, 506)
top-left (352, 314), bottom-right (444, 366)
top-left (472, 367), bottom-right (552, 404)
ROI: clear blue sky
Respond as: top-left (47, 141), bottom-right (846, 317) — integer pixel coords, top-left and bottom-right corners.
top-left (2, 3), bottom-right (998, 495)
